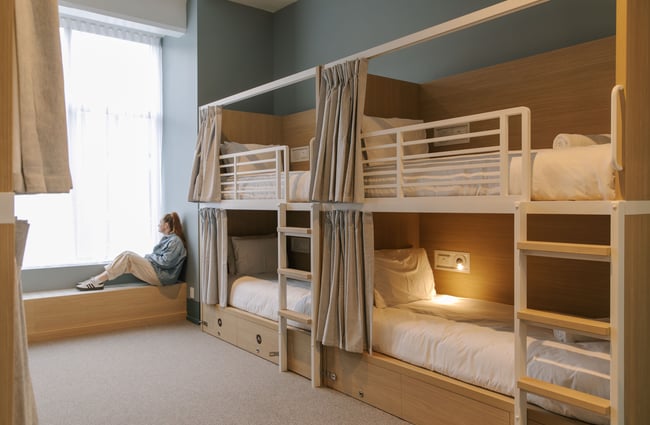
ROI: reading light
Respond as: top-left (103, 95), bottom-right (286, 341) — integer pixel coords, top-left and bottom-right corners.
top-left (456, 257), bottom-right (465, 271)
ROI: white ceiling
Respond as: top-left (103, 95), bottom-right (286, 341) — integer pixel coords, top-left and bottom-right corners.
top-left (228, 0), bottom-right (297, 13)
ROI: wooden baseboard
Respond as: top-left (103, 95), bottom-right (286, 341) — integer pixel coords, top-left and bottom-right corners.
top-left (24, 283), bottom-right (187, 342)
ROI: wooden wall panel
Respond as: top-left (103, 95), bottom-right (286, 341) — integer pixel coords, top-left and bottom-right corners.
top-left (373, 212), bottom-right (419, 250)
top-left (419, 37), bottom-right (615, 150)
top-left (221, 109), bottom-right (283, 145)
top-left (282, 109), bottom-right (315, 171)
top-left (226, 210), bottom-right (277, 236)
top-left (0, 1), bottom-right (14, 422)
top-left (419, 214), bottom-right (514, 304)
top-left (365, 74), bottom-right (421, 119)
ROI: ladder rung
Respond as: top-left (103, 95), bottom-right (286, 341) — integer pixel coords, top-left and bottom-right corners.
top-left (279, 309), bottom-right (312, 325)
top-left (517, 308), bottom-right (610, 338)
top-left (518, 377), bottom-right (610, 416)
top-left (517, 241), bottom-right (610, 261)
top-left (278, 267), bottom-right (312, 281)
top-left (277, 226), bottom-right (312, 237)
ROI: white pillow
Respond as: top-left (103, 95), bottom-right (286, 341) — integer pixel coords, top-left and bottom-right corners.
top-left (230, 234), bottom-right (278, 275)
top-left (221, 141), bottom-right (276, 172)
top-left (373, 247), bottom-right (435, 308)
top-left (362, 116), bottom-right (428, 165)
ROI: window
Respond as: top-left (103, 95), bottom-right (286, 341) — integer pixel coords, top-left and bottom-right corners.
top-left (15, 17), bottom-right (162, 268)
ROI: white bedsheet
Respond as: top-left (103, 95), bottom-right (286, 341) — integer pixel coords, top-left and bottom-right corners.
top-left (372, 296), bottom-right (610, 425)
top-left (364, 144), bottom-right (615, 201)
top-left (221, 170), bottom-right (311, 202)
top-left (228, 272), bottom-right (312, 330)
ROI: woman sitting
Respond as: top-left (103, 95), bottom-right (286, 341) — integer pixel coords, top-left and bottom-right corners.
top-left (76, 212), bottom-right (187, 291)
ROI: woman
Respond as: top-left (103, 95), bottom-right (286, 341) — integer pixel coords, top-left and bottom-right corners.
top-left (76, 212), bottom-right (187, 291)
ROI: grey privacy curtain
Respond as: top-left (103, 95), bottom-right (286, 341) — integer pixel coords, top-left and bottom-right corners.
top-left (310, 59), bottom-right (368, 203)
top-left (199, 208), bottom-right (226, 305)
top-left (188, 106), bottom-right (222, 202)
top-left (13, 0), bottom-right (71, 194)
top-left (316, 210), bottom-right (374, 353)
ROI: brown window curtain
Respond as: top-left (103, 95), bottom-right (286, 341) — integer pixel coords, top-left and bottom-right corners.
top-left (199, 208), bottom-right (226, 305)
top-left (316, 210), bottom-right (374, 353)
top-left (310, 59), bottom-right (368, 203)
top-left (188, 105), bottom-right (222, 202)
top-left (13, 0), bottom-right (71, 194)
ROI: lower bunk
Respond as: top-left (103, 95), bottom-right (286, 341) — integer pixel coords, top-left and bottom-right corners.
top-left (24, 282), bottom-right (187, 342)
top-left (201, 303), bottom-right (311, 379)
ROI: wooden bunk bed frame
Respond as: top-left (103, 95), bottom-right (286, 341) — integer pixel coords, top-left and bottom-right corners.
top-left (197, 72), bottom-right (322, 384)
top-left (314, 1), bottom-right (650, 425)
top-left (189, 1), bottom-right (650, 423)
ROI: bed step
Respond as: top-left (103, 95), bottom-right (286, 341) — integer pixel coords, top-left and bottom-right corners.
top-left (278, 267), bottom-right (312, 281)
top-left (518, 377), bottom-right (610, 416)
top-left (517, 240), bottom-right (611, 261)
top-left (277, 226), bottom-right (312, 238)
top-left (517, 308), bottom-right (610, 339)
top-left (279, 309), bottom-right (312, 325)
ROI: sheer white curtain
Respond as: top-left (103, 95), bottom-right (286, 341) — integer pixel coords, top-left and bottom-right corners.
top-left (15, 18), bottom-right (162, 267)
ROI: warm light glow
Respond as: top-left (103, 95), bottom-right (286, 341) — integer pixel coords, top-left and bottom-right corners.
top-left (431, 294), bottom-right (460, 305)
top-left (456, 257), bottom-right (465, 271)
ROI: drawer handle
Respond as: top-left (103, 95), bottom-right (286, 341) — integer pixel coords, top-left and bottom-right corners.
top-left (217, 318), bottom-right (222, 327)
top-left (256, 334), bottom-right (262, 344)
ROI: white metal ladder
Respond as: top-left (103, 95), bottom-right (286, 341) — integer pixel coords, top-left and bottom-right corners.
top-left (514, 200), bottom-right (623, 425)
top-left (277, 202), bottom-right (321, 387)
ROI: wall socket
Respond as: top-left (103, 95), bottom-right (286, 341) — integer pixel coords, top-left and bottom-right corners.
top-left (434, 250), bottom-right (470, 273)
top-left (189, 286), bottom-right (195, 299)
top-left (290, 146), bottom-right (310, 163)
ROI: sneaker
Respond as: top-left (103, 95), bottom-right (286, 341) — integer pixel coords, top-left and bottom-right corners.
top-left (76, 278), bottom-right (104, 291)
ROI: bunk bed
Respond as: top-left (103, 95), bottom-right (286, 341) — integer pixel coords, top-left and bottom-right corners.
top-left (314, 2), bottom-right (638, 425)
top-left (187, 1), bottom-right (650, 424)
top-left (192, 68), bottom-right (322, 385)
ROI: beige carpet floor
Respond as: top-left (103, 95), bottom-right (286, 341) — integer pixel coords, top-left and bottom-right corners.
top-left (28, 320), bottom-right (410, 425)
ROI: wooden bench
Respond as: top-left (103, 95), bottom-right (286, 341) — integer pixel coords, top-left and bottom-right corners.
top-left (23, 282), bottom-right (187, 342)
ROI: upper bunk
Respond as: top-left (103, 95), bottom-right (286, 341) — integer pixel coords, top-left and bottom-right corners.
top-left (190, 69), bottom-right (318, 211)
top-left (190, 0), bottom-right (621, 215)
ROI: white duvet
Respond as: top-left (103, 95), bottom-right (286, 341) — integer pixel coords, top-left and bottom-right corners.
top-left (228, 272), bottom-right (312, 330)
top-left (364, 144), bottom-right (615, 201)
top-left (221, 171), bottom-right (311, 201)
top-left (372, 296), bottom-right (610, 425)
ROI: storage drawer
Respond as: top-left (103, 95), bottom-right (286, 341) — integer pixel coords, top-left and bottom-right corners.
top-left (325, 348), bottom-right (402, 417)
top-left (402, 375), bottom-right (510, 425)
top-left (201, 304), bottom-right (237, 345)
top-left (237, 317), bottom-right (279, 363)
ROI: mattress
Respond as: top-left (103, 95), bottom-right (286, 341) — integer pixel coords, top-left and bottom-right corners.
top-left (372, 295), bottom-right (610, 425)
top-left (228, 272), bottom-right (312, 330)
top-left (364, 144), bottom-right (615, 201)
top-left (221, 170), bottom-right (311, 202)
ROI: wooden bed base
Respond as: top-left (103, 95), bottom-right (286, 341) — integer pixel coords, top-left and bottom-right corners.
top-left (201, 303), bottom-right (311, 379)
top-left (324, 347), bottom-right (589, 425)
top-left (23, 283), bottom-right (187, 342)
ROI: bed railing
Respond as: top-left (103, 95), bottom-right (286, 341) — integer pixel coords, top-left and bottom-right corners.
top-left (219, 145), bottom-right (290, 201)
top-left (359, 107), bottom-right (531, 201)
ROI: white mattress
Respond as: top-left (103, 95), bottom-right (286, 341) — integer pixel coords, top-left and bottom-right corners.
top-left (228, 272), bottom-right (312, 330)
top-left (364, 144), bottom-right (615, 201)
top-left (372, 296), bottom-right (610, 425)
top-left (221, 170), bottom-right (311, 202)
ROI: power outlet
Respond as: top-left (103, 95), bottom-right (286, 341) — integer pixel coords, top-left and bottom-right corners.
top-left (189, 286), bottom-right (195, 299)
top-left (434, 250), bottom-right (470, 273)
top-left (290, 146), bottom-right (310, 163)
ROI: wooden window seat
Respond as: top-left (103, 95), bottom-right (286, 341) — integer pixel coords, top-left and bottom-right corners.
top-left (23, 282), bottom-right (187, 342)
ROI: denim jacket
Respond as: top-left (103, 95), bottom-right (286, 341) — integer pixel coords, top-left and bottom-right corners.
top-left (145, 234), bottom-right (187, 285)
